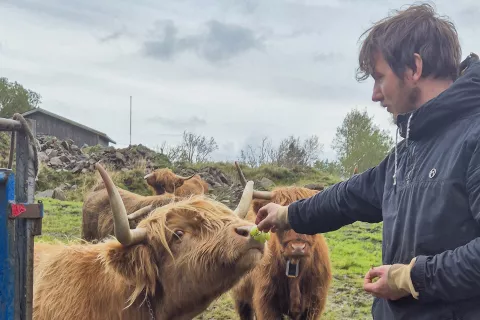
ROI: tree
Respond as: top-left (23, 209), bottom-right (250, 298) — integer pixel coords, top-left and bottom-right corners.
top-left (160, 131), bottom-right (218, 164)
top-left (314, 159), bottom-right (343, 176)
top-left (240, 136), bottom-right (274, 168)
top-left (0, 77), bottom-right (41, 118)
top-left (332, 108), bottom-right (394, 175)
top-left (275, 135), bottom-right (323, 168)
top-left (239, 135), bottom-right (323, 168)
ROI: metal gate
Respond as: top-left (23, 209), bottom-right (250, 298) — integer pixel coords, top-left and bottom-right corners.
top-left (0, 114), bottom-right (43, 320)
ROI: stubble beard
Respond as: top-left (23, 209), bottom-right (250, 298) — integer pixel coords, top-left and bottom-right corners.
top-left (390, 84), bottom-right (421, 126)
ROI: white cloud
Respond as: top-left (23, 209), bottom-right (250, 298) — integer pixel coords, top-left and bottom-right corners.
top-left (1, 0), bottom-right (478, 164)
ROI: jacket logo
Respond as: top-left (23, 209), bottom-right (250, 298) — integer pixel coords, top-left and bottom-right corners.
top-left (429, 168), bottom-right (436, 178)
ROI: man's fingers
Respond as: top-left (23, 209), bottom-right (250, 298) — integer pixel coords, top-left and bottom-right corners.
top-left (255, 212), bottom-right (266, 225)
top-left (365, 267), bottom-right (384, 279)
top-left (363, 274), bottom-right (380, 295)
top-left (257, 220), bottom-right (269, 231)
top-left (363, 267), bottom-right (384, 293)
top-left (255, 206), bottom-right (269, 225)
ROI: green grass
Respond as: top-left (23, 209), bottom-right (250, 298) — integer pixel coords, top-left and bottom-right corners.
top-left (34, 198), bottom-right (83, 244)
top-left (34, 197), bottom-right (382, 319)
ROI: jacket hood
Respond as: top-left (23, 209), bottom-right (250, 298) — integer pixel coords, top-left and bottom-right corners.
top-left (391, 57), bottom-right (480, 188)
top-left (397, 60), bottom-right (480, 140)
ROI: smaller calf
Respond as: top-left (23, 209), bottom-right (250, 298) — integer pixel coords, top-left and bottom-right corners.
top-left (144, 168), bottom-right (209, 197)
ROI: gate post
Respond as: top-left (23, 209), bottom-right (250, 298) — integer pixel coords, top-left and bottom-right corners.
top-left (0, 169), bottom-right (16, 319)
top-left (0, 117), bottom-right (43, 320)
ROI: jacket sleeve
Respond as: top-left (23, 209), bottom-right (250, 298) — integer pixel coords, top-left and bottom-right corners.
top-left (410, 136), bottom-right (480, 303)
top-left (287, 156), bottom-right (387, 235)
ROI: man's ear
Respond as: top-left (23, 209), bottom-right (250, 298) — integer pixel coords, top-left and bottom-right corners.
top-left (404, 53), bottom-right (423, 83)
top-left (411, 53), bottom-right (423, 82)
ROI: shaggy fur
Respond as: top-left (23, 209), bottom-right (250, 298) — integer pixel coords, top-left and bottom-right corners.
top-left (34, 195), bottom-right (265, 320)
top-left (81, 184), bottom-right (178, 241)
top-left (145, 168), bottom-right (209, 197)
top-left (231, 186), bottom-right (332, 320)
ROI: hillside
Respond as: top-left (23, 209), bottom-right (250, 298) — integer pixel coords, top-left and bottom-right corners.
top-left (4, 136), bottom-right (383, 319)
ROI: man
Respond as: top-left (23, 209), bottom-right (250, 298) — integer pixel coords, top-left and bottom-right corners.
top-left (255, 4), bottom-right (480, 320)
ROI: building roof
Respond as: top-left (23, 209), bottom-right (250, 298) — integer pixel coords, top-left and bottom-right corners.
top-left (22, 107), bottom-right (116, 144)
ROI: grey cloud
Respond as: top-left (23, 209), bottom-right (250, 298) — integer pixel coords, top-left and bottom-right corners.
top-left (146, 115), bottom-right (207, 129)
top-left (313, 52), bottom-right (345, 63)
top-left (143, 19), bottom-right (265, 63)
top-left (268, 76), bottom-right (369, 103)
top-left (143, 20), bottom-right (180, 60)
top-left (210, 0), bottom-right (261, 15)
top-left (201, 20), bottom-right (264, 62)
top-left (6, 0), bottom-right (111, 27)
top-left (457, 6), bottom-right (480, 27)
top-left (98, 28), bottom-right (126, 43)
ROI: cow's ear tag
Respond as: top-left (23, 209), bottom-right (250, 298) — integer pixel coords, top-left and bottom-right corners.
top-left (286, 260), bottom-right (299, 278)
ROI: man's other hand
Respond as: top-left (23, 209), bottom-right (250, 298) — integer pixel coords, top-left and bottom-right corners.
top-left (364, 262), bottom-right (418, 300)
top-left (256, 203), bottom-right (290, 233)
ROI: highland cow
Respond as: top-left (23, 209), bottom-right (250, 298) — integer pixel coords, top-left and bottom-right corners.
top-left (33, 163), bottom-right (265, 320)
top-left (144, 168), bottom-right (209, 197)
top-left (231, 161), bottom-right (332, 320)
top-left (81, 179), bottom-right (178, 242)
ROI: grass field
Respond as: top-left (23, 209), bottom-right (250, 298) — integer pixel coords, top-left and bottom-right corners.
top-left (35, 197), bottom-right (382, 320)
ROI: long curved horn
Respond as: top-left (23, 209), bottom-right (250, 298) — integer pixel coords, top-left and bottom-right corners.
top-left (233, 180), bottom-right (254, 219)
top-left (252, 190), bottom-right (273, 200)
top-left (144, 172), bottom-right (154, 180)
top-left (127, 205), bottom-right (154, 220)
top-left (234, 161), bottom-right (273, 200)
top-left (95, 163), bottom-right (147, 246)
top-left (175, 172), bottom-right (196, 180)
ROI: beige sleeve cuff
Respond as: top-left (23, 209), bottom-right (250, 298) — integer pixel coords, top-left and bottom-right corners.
top-left (277, 205), bottom-right (290, 229)
top-left (387, 257), bottom-right (419, 299)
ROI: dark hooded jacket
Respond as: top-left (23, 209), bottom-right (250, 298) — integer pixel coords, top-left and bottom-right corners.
top-left (288, 60), bottom-right (480, 320)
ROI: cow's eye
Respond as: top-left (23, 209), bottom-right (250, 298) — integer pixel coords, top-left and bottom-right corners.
top-left (174, 230), bottom-right (184, 239)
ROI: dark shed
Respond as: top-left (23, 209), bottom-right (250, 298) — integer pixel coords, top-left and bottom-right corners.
top-left (22, 108), bottom-right (116, 147)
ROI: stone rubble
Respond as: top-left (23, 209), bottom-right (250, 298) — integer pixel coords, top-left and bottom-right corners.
top-left (36, 135), bottom-right (169, 173)
top-left (34, 135), bottom-right (244, 204)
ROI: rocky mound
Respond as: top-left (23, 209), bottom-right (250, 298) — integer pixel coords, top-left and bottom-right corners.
top-left (36, 135), bottom-right (171, 173)
top-left (34, 135), bottom-right (241, 204)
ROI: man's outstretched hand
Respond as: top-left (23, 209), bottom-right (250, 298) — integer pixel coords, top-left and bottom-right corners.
top-left (256, 203), bottom-right (291, 233)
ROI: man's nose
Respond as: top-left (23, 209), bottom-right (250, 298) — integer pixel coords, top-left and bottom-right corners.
top-left (372, 89), bottom-right (383, 102)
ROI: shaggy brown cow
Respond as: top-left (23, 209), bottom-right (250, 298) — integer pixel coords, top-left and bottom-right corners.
top-left (81, 179), bottom-right (178, 242)
top-left (231, 161), bottom-right (332, 320)
top-left (33, 163), bottom-right (265, 320)
top-left (144, 168), bottom-right (209, 197)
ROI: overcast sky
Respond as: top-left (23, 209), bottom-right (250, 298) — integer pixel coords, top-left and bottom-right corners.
top-left (1, 0), bottom-right (478, 162)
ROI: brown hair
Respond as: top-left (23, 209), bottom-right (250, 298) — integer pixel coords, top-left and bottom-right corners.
top-left (356, 3), bottom-right (461, 82)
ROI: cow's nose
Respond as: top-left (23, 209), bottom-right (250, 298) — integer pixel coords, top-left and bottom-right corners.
top-left (235, 225), bottom-right (253, 238)
top-left (291, 242), bottom-right (306, 253)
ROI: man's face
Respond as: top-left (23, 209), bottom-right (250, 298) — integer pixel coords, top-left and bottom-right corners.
top-left (370, 52), bottom-right (419, 123)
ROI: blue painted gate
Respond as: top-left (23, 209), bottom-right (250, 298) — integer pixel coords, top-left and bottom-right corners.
top-left (0, 115), bottom-right (44, 320)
